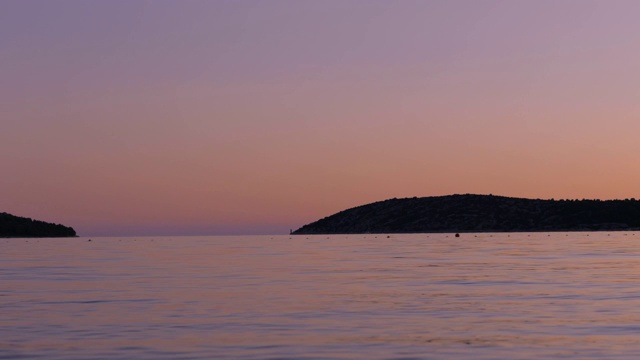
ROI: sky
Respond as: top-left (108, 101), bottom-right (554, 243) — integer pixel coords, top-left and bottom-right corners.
top-left (2, 0), bottom-right (640, 236)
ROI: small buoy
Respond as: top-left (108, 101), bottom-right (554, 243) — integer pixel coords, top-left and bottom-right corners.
top-left (455, 233), bottom-right (460, 237)
top-left (88, 239), bottom-right (92, 242)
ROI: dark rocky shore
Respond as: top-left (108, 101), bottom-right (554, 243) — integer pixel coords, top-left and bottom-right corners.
top-left (293, 194), bottom-right (640, 234)
top-left (0, 212), bottom-right (77, 238)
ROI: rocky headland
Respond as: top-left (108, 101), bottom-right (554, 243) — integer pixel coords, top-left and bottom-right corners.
top-left (293, 194), bottom-right (640, 234)
top-left (0, 212), bottom-right (77, 238)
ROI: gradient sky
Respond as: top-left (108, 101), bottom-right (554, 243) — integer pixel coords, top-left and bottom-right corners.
top-left (2, 0), bottom-right (640, 236)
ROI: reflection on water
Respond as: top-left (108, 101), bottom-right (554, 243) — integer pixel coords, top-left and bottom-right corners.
top-left (2, 233), bottom-right (640, 359)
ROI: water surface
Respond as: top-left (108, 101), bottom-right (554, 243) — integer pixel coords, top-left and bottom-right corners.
top-left (2, 232), bottom-right (640, 359)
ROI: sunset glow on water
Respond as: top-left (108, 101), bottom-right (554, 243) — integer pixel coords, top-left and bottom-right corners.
top-left (3, 233), bottom-right (640, 359)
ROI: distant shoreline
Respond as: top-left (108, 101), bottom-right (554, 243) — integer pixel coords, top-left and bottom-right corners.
top-left (0, 235), bottom-right (79, 238)
top-left (293, 229), bottom-right (640, 235)
top-left (293, 194), bottom-right (640, 235)
top-left (0, 212), bottom-right (77, 238)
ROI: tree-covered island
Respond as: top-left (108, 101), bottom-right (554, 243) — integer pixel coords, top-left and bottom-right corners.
top-left (293, 194), bottom-right (640, 234)
top-left (0, 212), bottom-right (77, 238)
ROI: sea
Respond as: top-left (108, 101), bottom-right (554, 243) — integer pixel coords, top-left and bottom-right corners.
top-left (3, 232), bottom-right (640, 359)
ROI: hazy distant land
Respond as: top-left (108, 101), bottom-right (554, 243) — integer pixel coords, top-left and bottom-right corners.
top-left (293, 194), bottom-right (640, 234)
top-left (0, 212), bottom-right (77, 238)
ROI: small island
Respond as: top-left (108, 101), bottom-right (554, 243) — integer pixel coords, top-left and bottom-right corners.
top-left (293, 194), bottom-right (640, 234)
top-left (0, 212), bottom-right (77, 238)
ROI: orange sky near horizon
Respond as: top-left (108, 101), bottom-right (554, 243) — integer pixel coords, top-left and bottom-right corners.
top-left (2, 1), bottom-right (640, 236)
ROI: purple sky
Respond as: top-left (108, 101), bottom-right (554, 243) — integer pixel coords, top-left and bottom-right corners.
top-left (2, 1), bottom-right (640, 236)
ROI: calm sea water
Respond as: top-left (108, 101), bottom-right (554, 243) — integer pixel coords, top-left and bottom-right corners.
top-left (2, 232), bottom-right (640, 359)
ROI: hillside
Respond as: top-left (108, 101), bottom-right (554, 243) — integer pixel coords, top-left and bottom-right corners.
top-left (0, 212), bottom-right (77, 238)
top-left (293, 194), bottom-right (640, 234)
